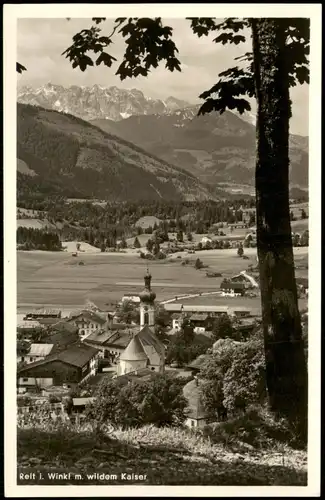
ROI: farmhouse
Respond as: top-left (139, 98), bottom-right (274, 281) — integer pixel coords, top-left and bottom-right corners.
top-left (24, 308), bottom-right (61, 321)
top-left (220, 280), bottom-right (246, 296)
top-left (17, 344), bottom-right (99, 392)
top-left (24, 343), bottom-right (54, 364)
top-left (231, 270), bottom-right (259, 288)
top-left (68, 310), bottom-right (109, 338)
top-left (188, 313), bottom-right (212, 333)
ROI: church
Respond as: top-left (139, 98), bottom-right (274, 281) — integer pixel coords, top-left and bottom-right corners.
top-left (116, 269), bottom-right (165, 376)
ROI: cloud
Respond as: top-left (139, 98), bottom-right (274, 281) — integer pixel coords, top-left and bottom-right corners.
top-left (17, 18), bottom-right (309, 135)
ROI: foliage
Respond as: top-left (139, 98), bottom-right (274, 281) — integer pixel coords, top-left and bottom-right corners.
top-left (237, 243), bottom-right (244, 257)
top-left (115, 300), bottom-right (140, 324)
top-left (212, 314), bottom-right (234, 341)
top-left (200, 335), bottom-right (266, 418)
top-left (166, 319), bottom-right (211, 366)
top-left (195, 258), bottom-right (204, 270)
top-left (17, 227), bottom-right (62, 251)
top-left (85, 373), bottom-right (188, 428)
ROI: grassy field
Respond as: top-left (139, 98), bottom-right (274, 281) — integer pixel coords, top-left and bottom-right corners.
top-left (17, 247), bottom-right (308, 311)
top-left (17, 413), bottom-right (307, 486)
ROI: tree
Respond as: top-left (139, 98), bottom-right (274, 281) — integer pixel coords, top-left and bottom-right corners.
top-left (146, 238), bottom-right (154, 253)
top-left (186, 232), bottom-right (193, 242)
top-left (300, 208), bottom-right (307, 220)
top-left (237, 243), bottom-right (244, 257)
top-left (115, 300), bottom-right (139, 324)
top-left (85, 373), bottom-right (188, 428)
top-left (201, 335), bottom-right (266, 419)
top-left (134, 236), bottom-right (141, 248)
top-left (212, 314), bottom-right (234, 341)
top-left (300, 229), bottom-right (309, 247)
top-left (177, 229), bottom-right (184, 243)
top-left (17, 16), bottom-right (309, 440)
top-left (194, 258), bottom-right (203, 270)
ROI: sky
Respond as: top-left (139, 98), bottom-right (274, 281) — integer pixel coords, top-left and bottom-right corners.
top-left (17, 18), bottom-right (309, 136)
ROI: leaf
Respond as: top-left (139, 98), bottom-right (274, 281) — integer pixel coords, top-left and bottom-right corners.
top-left (92, 18), bottom-right (106, 24)
top-left (95, 52), bottom-right (117, 67)
top-left (17, 62), bottom-right (27, 74)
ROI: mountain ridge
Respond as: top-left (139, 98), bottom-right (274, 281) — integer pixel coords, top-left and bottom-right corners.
top-left (17, 102), bottom-right (217, 203)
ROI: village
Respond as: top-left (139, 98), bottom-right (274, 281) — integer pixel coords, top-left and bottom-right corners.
top-left (16, 261), bottom-right (280, 429)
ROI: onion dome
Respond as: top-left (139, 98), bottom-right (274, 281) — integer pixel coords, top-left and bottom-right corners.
top-left (139, 269), bottom-right (156, 303)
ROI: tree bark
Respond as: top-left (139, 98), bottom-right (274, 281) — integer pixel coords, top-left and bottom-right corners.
top-left (251, 19), bottom-right (307, 442)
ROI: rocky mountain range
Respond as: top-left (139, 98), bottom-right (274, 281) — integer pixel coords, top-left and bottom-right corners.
top-left (17, 83), bottom-right (190, 121)
top-left (17, 103), bottom-right (215, 203)
top-left (17, 83), bottom-right (309, 192)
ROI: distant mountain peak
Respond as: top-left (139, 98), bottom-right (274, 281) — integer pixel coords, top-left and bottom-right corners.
top-left (17, 83), bottom-right (192, 122)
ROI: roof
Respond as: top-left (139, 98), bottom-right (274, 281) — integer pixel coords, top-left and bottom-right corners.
top-left (72, 310), bottom-right (107, 325)
top-left (138, 325), bottom-right (165, 356)
top-left (37, 317), bottom-right (62, 326)
top-left (164, 304), bottom-right (229, 314)
top-left (84, 328), bottom-right (137, 349)
top-left (229, 306), bottom-right (252, 313)
top-left (29, 343), bottom-right (54, 357)
top-left (183, 379), bottom-right (208, 420)
top-left (190, 314), bottom-right (209, 321)
top-left (18, 344), bottom-right (99, 373)
top-left (26, 308), bottom-right (61, 316)
top-left (72, 397), bottom-right (95, 406)
top-left (17, 320), bottom-right (42, 329)
top-left (44, 328), bottom-right (79, 348)
top-left (56, 345), bottom-right (99, 367)
top-left (120, 335), bottom-right (148, 361)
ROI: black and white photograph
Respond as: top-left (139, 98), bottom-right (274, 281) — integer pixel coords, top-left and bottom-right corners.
top-left (3, 3), bottom-right (321, 497)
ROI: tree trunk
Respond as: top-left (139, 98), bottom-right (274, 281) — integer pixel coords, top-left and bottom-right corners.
top-left (251, 19), bottom-right (307, 442)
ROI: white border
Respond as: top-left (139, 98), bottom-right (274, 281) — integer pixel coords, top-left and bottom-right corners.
top-left (4, 3), bottom-right (322, 497)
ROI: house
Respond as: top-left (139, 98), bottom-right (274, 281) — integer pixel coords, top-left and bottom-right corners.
top-left (231, 270), bottom-right (259, 288)
top-left (201, 236), bottom-right (213, 247)
top-left (188, 313), bottom-right (212, 333)
top-left (228, 306), bottom-right (252, 318)
top-left (121, 294), bottom-right (141, 304)
top-left (17, 344), bottom-right (99, 392)
top-left (183, 377), bottom-right (208, 429)
top-left (24, 343), bottom-right (55, 364)
top-left (67, 310), bottom-right (109, 338)
top-left (220, 280), bottom-right (246, 296)
top-left (24, 308), bottom-right (61, 321)
top-left (171, 313), bottom-right (182, 331)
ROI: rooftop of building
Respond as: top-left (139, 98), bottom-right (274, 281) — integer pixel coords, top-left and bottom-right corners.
top-left (119, 335), bottom-right (148, 362)
top-left (18, 344), bottom-right (99, 373)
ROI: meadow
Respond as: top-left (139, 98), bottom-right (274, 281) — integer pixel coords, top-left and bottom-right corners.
top-left (17, 247), bottom-right (308, 313)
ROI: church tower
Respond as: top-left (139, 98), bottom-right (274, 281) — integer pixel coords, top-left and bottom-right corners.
top-left (139, 267), bottom-right (156, 328)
